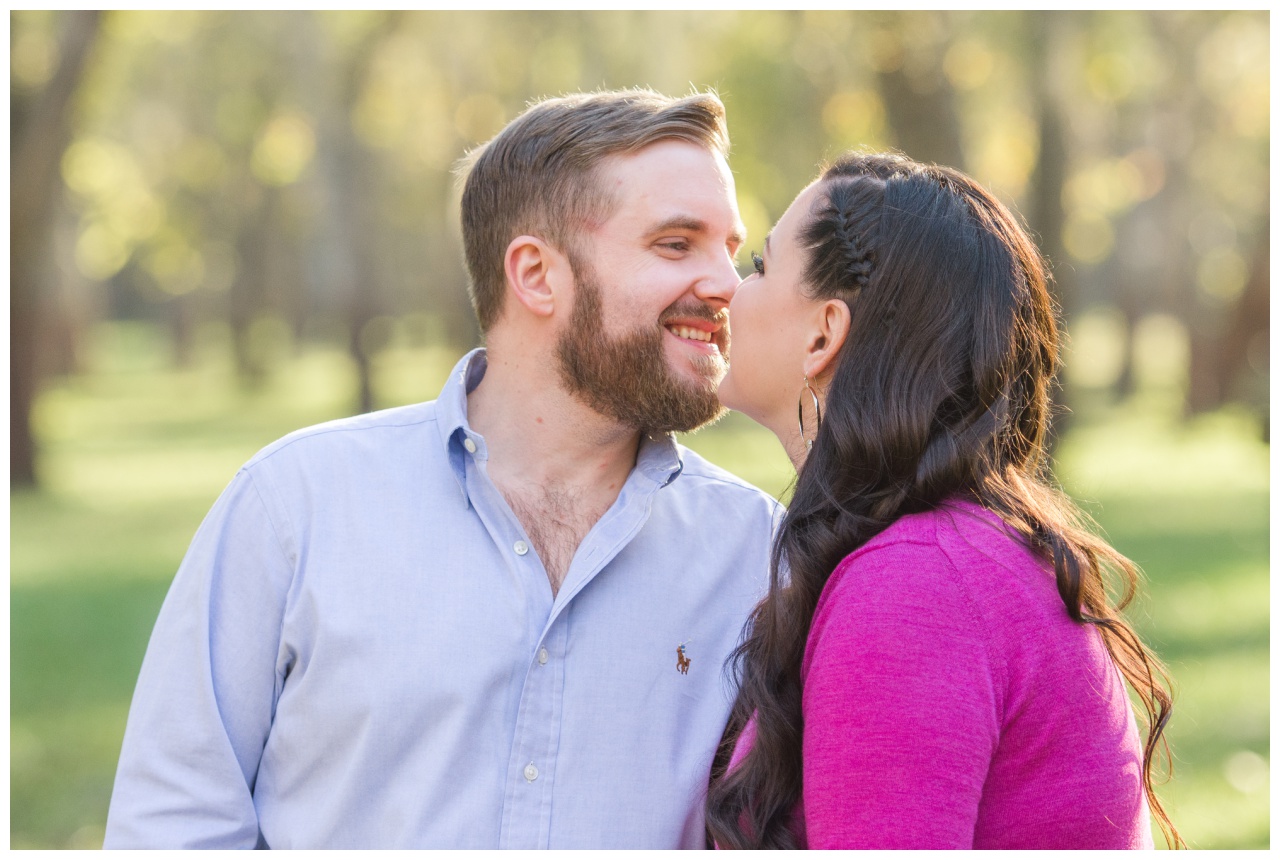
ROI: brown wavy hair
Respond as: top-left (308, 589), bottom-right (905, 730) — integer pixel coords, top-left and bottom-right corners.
top-left (705, 152), bottom-right (1180, 849)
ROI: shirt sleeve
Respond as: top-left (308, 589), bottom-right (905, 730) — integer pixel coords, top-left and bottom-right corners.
top-left (104, 468), bottom-right (295, 848)
top-left (800, 543), bottom-right (1000, 849)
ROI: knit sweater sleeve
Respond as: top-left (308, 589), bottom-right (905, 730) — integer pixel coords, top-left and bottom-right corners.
top-left (800, 537), bottom-right (1002, 849)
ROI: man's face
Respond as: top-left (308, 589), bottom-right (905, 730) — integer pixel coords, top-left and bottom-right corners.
top-left (554, 140), bottom-right (746, 434)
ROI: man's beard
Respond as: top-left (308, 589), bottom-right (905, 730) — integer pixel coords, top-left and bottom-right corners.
top-left (555, 259), bottom-right (728, 434)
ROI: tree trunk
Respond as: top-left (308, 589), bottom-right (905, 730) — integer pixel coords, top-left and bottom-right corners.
top-left (1209, 221), bottom-right (1269, 419)
top-left (335, 13), bottom-right (403, 415)
top-left (874, 13), bottom-right (966, 170)
top-left (1025, 11), bottom-right (1074, 450)
top-left (1219, 224), bottom-right (1269, 391)
top-left (10, 10), bottom-right (102, 487)
top-left (230, 184), bottom-right (275, 387)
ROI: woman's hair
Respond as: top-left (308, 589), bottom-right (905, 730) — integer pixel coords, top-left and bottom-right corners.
top-left (705, 152), bottom-right (1180, 849)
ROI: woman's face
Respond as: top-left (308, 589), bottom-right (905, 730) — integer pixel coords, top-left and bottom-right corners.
top-left (719, 181), bottom-right (826, 434)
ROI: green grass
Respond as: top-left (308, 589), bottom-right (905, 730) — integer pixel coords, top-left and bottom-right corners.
top-left (10, 322), bottom-right (1269, 848)
top-left (1050, 397), bottom-right (1270, 850)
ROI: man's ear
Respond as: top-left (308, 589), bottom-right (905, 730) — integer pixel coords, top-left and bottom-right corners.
top-left (802, 298), bottom-right (851, 381)
top-left (504, 235), bottom-right (568, 319)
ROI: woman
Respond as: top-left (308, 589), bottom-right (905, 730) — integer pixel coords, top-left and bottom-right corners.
top-left (706, 153), bottom-right (1179, 849)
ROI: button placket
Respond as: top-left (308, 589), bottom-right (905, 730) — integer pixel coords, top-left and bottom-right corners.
top-left (498, 619), bottom-right (567, 848)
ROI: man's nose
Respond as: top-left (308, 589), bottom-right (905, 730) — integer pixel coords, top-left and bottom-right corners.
top-left (692, 251), bottom-right (741, 307)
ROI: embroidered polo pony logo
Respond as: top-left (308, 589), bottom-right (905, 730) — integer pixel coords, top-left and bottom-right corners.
top-left (676, 643), bottom-right (691, 674)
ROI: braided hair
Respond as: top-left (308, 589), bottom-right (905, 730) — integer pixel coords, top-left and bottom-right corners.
top-left (705, 152), bottom-right (1180, 849)
top-left (808, 176), bottom-right (879, 293)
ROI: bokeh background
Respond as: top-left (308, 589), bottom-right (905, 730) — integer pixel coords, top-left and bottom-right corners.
top-left (10, 10), bottom-right (1269, 849)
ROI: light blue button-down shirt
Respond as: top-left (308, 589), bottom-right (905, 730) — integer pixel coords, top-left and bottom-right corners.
top-left (105, 349), bottom-right (779, 849)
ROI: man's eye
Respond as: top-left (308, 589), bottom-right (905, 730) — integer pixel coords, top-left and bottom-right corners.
top-left (751, 251), bottom-right (765, 275)
top-left (659, 240), bottom-right (689, 253)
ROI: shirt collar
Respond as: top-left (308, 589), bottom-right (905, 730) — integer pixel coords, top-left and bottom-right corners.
top-left (635, 431), bottom-right (685, 487)
top-left (435, 347), bottom-right (687, 499)
top-left (436, 348), bottom-right (488, 503)
top-left (435, 348), bottom-right (487, 448)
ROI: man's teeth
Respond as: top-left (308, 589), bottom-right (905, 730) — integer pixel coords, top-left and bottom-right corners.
top-left (668, 325), bottom-right (713, 343)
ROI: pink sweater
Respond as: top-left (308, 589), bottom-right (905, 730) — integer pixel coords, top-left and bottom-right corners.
top-left (730, 500), bottom-right (1153, 849)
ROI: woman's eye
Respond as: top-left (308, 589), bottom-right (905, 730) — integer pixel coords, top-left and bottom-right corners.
top-left (751, 251), bottom-right (765, 275)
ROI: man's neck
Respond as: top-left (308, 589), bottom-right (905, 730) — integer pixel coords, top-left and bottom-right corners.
top-left (465, 345), bottom-right (641, 501)
top-left (465, 344), bottom-right (643, 596)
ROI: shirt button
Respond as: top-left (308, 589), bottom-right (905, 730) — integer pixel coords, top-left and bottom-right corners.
top-left (514, 540), bottom-right (529, 556)
top-left (537, 647), bottom-right (549, 665)
top-left (524, 762), bottom-right (539, 782)
top-left (463, 438), bottom-right (477, 454)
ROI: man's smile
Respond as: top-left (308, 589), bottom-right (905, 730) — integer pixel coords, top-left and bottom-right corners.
top-left (666, 324), bottom-right (714, 343)
top-left (660, 309), bottom-right (729, 358)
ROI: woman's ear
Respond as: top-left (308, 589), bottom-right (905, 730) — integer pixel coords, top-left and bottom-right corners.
top-left (503, 235), bottom-right (568, 319)
top-left (802, 298), bottom-right (851, 381)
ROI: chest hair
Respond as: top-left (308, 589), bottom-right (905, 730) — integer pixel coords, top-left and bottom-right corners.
top-left (500, 482), bottom-right (612, 596)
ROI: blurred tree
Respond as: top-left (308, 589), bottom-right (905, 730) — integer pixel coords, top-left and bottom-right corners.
top-left (326, 11), bottom-right (404, 414)
top-left (1080, 12), bottom-right (1268, 426)
top-left (1199, 220), bottom-right (1269, 432)
top-left (221, 14), bottom-right (307, 385)
top-left (18, 10), bottom-right (1267, 444)
top-left (11, 10), bottom-right (102, 487)
top-left (869, 11), bottom-right (966, 170)
top-left (1025, 11), bottom-right (1075, 445)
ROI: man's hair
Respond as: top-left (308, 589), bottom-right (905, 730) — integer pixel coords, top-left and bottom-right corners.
top-left (457, 88), bottom-right (730, 333)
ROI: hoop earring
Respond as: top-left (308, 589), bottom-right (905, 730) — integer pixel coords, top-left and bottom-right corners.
top-left (798, 376), bottom-right (822, 451)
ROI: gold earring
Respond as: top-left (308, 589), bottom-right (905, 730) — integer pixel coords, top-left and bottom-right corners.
top-left (798, 376), bottom-right (822, 451)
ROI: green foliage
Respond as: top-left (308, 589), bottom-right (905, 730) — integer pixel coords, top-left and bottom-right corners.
top-left (1050, 400), bottom-right (1270, 849)
top-left (10, 323), bottom-right (1269, 848)
top-left (24, 10), bottom-right (1268, 326)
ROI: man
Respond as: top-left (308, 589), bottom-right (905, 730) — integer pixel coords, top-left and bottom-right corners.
top-left (104, 88), bottom-right (778, 849)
